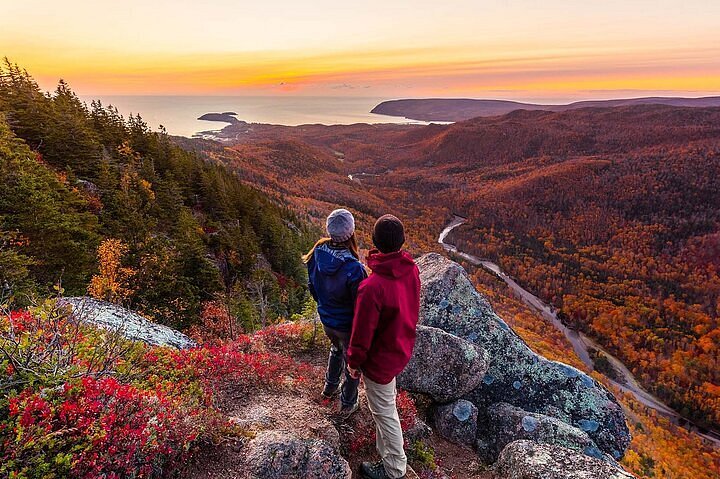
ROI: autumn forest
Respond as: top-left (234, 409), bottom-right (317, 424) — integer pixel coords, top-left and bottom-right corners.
top-left (195, 103), bottom-right (720, 476)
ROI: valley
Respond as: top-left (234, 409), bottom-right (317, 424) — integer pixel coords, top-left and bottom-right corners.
top-left (440, 215), bottom-right (720, 448)
top-left (189, 103), bottom-right (720, 477)
top-left (196, 107), bottom-right (720, 439)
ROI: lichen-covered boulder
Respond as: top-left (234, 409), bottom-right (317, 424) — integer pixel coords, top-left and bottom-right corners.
top-left (398, 325), bottom-right (488, 402)
top-left (416, 254), bottom-right (630, 459)
top-left (61, 296), bottom-right (196, 349)
top-left (434, 399), bottom-right (478, 446)
top-left (478, 402), bottom-right (601, 463)
top-left (246, 431), bottom-right (351, 479)
top-left (491, 440), bottom-right (635, 479)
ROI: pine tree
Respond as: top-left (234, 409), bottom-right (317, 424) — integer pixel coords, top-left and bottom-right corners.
top-left (0, 115), bottom-right (99, 296)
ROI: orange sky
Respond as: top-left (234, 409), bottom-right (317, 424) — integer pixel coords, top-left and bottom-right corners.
top-left (2, 0), bottom-right (719, 99)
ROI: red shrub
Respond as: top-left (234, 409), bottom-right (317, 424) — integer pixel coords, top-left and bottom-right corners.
top-left (252, 321), bottom-right (319, 354)
top-left (2, 376), bottom-right (220, 478)
top-left (397, 390), bottom-right (419, 432)
top-left (143, 336), bottom-right (312, 391)
top-left (1, 308), bottom-right (315, 478)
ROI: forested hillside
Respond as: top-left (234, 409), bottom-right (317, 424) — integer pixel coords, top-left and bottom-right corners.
top-left (423, 109), bottom-right (720, 430)
top-left (447, 144), bottom-right (720, 427)
top-left (217, 106), bottom-right (720, 432)
top-left (0, 60), bottom-right (314, 331)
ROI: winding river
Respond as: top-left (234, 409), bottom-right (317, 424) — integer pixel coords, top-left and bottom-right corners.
top-left (348, 172), bottom-right (381, 183)
top-left (439, 215), bottom-right (720, 448)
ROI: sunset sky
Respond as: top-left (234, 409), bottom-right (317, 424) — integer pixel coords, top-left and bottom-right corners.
top-left (2, 0), bottom-right (720, 100)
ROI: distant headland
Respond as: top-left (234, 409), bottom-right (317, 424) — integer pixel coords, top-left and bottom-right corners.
top-left (371, 96), bottom-right (720, 122)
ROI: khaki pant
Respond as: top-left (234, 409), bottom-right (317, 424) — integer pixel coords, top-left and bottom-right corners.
top-left (364, 376), bottom-right (407, 478)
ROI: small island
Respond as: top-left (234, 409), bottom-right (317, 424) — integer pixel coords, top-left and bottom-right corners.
top-left (197, 112), bottom-right (244, 124)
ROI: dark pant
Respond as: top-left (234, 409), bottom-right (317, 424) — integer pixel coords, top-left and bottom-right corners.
top-left (323, 324), bottom-right (360, 408)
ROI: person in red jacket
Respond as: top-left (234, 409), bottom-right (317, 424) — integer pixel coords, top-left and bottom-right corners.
top-left (347, 214), bottom-right (421, 479)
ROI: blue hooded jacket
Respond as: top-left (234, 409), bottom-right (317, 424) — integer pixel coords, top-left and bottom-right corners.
top-left (307, 243), bottom-right (367, 331)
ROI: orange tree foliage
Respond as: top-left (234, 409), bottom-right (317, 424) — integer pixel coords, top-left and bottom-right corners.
top-left (88, 238), bottom-right (136, 303)
top-left (620, 392), bottom-right (720, 479)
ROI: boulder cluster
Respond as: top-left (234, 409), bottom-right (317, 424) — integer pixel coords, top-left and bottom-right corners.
top-left (397, 253), bottom-right (633, 477)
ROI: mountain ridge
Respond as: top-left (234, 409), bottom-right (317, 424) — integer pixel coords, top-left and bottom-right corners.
top-left (371, 96), bottom-right (720, 121)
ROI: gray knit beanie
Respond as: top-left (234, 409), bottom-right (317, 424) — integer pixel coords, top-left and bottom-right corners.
top-left (326, 209), bottom-right (355, 242)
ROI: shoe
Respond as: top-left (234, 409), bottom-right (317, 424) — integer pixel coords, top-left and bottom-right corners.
top-left (338, 400), bottom-right (359, 420)
top-left (360, 460), bottom-right (404, 479)
top-left (321, 384), bottom-right (340, 399)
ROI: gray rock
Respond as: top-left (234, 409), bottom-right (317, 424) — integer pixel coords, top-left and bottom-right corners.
top-left (75, 178), bottom-right (99, 195)
top-left (491, 440), bottom-right (635, 479)
top-left (539, 405), bottom-right (572, 423)
top-left (480, 403), bottom-right (601, 463)
top-left (246, 430), bottom-right (351, 479)
top-left (434, 399), bottom-right (478, 446)
top-left (398, 325), bottom-right (488, 402)
top-left (237, 393), bottom-right (341, 448)
top-left (61, 297), bottom-right (196, 349)
top-left (416, 253), bottom-right (630, 459)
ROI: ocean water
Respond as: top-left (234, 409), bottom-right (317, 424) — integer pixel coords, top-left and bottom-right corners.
top-left (80, 95), bottom-right (424, 137)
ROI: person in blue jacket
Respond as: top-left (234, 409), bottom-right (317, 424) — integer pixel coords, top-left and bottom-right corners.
top-left (303, 208), bottom-right (367, 416)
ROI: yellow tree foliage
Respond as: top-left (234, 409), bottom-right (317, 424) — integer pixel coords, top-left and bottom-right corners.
top-left (88, 238), bottom-right (136, 304)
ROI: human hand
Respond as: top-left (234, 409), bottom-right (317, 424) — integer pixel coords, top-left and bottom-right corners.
top-left (348, 367), bottom-right (361, 379)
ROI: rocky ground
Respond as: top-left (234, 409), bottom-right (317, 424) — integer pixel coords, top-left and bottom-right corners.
top-left (180, 364), bottom-right (484, 479)
top-left (71, 254), bottom-right (638, 479)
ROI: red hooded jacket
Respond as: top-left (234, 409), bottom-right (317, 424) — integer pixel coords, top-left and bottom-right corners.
top-left (347, 249), bottom-right (421, 385)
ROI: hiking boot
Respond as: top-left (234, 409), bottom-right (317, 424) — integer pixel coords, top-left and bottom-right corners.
top-left (360, 460), bottom-right (404, 479)
top-left (321, 384), bottom-right (340, 399)
top-left (338, 400), bottom-right (359, 419)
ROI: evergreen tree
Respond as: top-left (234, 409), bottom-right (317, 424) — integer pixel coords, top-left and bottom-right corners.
top-left (0, 61), bottom-right (313, 328)
top-left (0, 115), bottom-right (99, 296)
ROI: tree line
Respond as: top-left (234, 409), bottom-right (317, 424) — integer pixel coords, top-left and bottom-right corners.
top-left (0, 59), bottom-right (316, 331)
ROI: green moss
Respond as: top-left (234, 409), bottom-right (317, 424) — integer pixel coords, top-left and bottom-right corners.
top-left (410, 440), bottom-right (437, 470)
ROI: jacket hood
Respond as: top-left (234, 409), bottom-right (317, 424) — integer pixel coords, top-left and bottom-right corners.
top-left (314, 243), bottom-right (357, 275)
top-left (366, 249), bottom-right (417, 278)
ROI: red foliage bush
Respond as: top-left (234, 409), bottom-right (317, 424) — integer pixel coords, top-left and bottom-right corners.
top-left (143, 335), bottom-right (313, 392)
top-left (0, 307), bottom-right (315, 478)
top-left (252, 320), bottom-right (321, 354)
top-left (3, 377), bottom-right (215, 478)
top-left (396, 390), bottom-right (419, 432)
